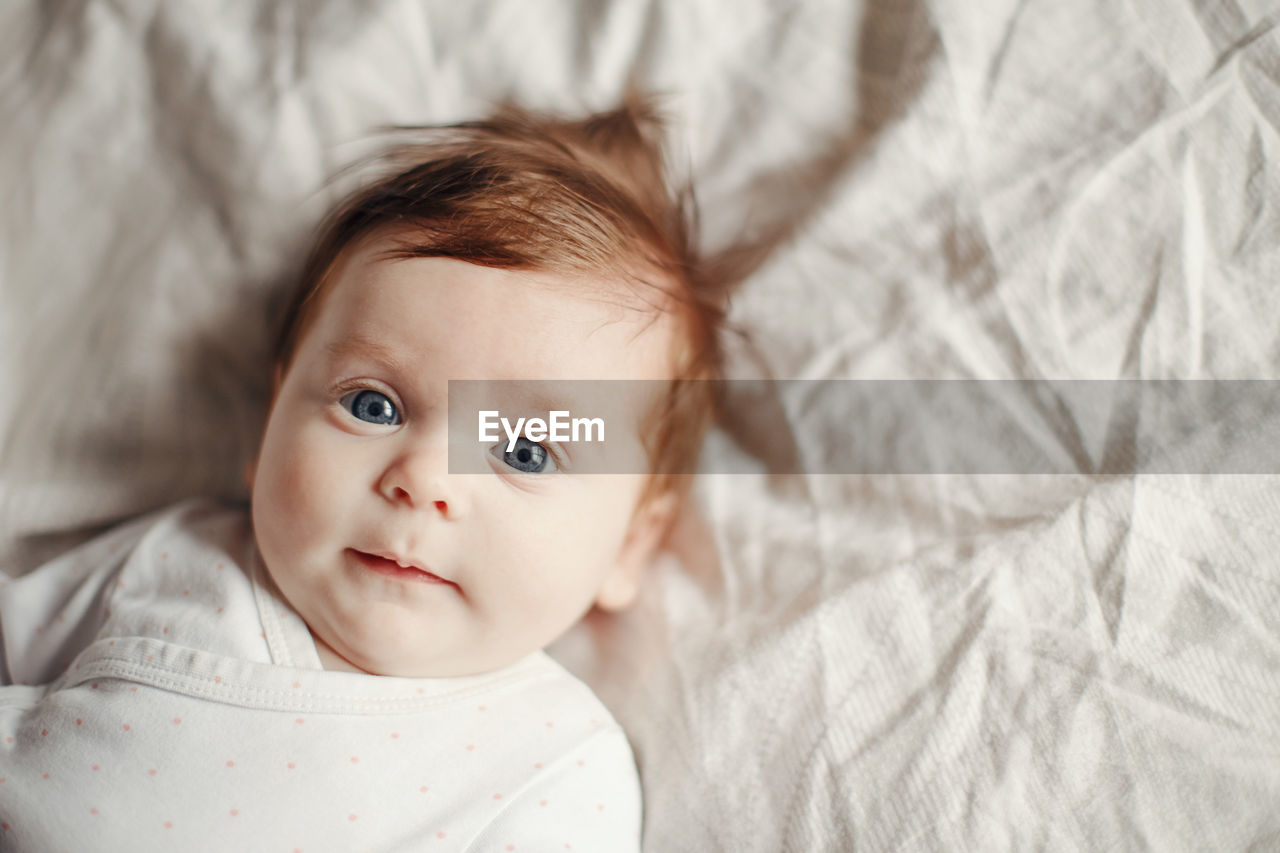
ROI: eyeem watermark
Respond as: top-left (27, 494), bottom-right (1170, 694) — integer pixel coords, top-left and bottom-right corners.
top-left (478, 410), bottom-right (605, 451)
top-left (454, 379), bottom-right (1280, 474)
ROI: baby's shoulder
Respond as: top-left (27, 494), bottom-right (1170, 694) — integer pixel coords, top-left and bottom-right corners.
top-left (41, 497), bottom-right (250, 569)
top-left (0, 498), bottom-right (249, 686)
top-left (449, 655), bottom-right (642, 850)
top-left (480, 652), bottom-right (635, 766)
top-left (496, 652), bottom-right (623, 723)
top-left (96, 497), bottom-right (254, 575)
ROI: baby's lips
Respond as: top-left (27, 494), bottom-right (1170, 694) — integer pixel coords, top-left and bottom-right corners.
top-left (350, 547), bottom-right (457, 587)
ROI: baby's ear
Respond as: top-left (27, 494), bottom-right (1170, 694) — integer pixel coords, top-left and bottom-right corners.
top-left (595, 489), bottom-right (678, 611)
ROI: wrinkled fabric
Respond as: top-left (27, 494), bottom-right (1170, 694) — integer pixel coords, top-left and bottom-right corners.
top-left (1, 1), bottom-right (1278, 850)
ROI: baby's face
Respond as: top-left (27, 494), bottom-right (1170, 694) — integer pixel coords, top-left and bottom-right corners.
top-left (250, 236), bottom-right (677, 677)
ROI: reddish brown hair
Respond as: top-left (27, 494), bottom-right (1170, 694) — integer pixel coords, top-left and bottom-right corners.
top-left (272, 96), bottom-right (730, 505)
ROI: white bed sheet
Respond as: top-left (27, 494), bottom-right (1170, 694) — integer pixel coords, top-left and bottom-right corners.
top-left (2, 1), bottom-right (1279, 850)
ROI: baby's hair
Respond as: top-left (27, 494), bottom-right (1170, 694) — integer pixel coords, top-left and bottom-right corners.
top-left (272, 95), bottom-right (734, 507)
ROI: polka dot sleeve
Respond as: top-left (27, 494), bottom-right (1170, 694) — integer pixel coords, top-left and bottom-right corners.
top-left (0, 514), bottom-right (149, 687)
top-left (459, 728), bottom-right (643, 852)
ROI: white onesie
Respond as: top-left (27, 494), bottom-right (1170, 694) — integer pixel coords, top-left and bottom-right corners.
top-left (0, 500), bottom-right (642, 851)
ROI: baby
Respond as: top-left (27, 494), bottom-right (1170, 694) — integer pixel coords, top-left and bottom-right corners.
top-left (0, 98), bottom-right (725, 851)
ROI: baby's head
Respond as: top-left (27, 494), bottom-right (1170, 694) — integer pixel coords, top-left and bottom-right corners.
top-left (248, 99), bottom-right (725, 678)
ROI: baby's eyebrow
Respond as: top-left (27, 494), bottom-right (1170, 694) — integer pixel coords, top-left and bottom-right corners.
top-left (324, 335), bottom-right (408, 374)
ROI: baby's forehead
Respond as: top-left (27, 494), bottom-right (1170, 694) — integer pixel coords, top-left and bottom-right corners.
top-left (321, 235), bottom-right (686, 361)
top-left (310, 241), bottom-right (684, 382)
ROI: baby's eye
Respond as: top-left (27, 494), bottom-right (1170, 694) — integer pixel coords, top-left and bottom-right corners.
top-left (340, 389), bottom-right (401, 426)
top-left (490, 436), bottom-right (559, 474)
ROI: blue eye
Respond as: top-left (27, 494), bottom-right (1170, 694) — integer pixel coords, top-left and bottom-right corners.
top-left (490, 436), bottom-right (559, 474)
top-left (341, 389), bottom-right (401, 425)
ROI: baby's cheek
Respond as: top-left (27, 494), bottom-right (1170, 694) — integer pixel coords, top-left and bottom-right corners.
top-left (258, 422), bottom-right (341, 544)
top-left (286, 428), bottom-right (352, 515)
top-left (578, 478), bottom-right (643, 538)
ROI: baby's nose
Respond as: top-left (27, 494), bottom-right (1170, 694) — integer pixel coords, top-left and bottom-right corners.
top-left (376, 447), bottom-right (462, 518)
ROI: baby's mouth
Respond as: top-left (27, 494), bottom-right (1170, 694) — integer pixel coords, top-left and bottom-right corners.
top-left (348, 549), bottom-right (456, 587)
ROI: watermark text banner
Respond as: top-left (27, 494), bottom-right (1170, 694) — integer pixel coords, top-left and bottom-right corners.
top-left (448, 380), bottom-right (1280, 474)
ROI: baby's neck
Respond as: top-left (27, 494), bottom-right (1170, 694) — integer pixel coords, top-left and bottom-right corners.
top-left (313, 633), bottom-right (368, 674)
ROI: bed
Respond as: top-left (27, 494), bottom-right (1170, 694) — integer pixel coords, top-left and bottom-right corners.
top-left (2, 1), bottom-right (1279, 850)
